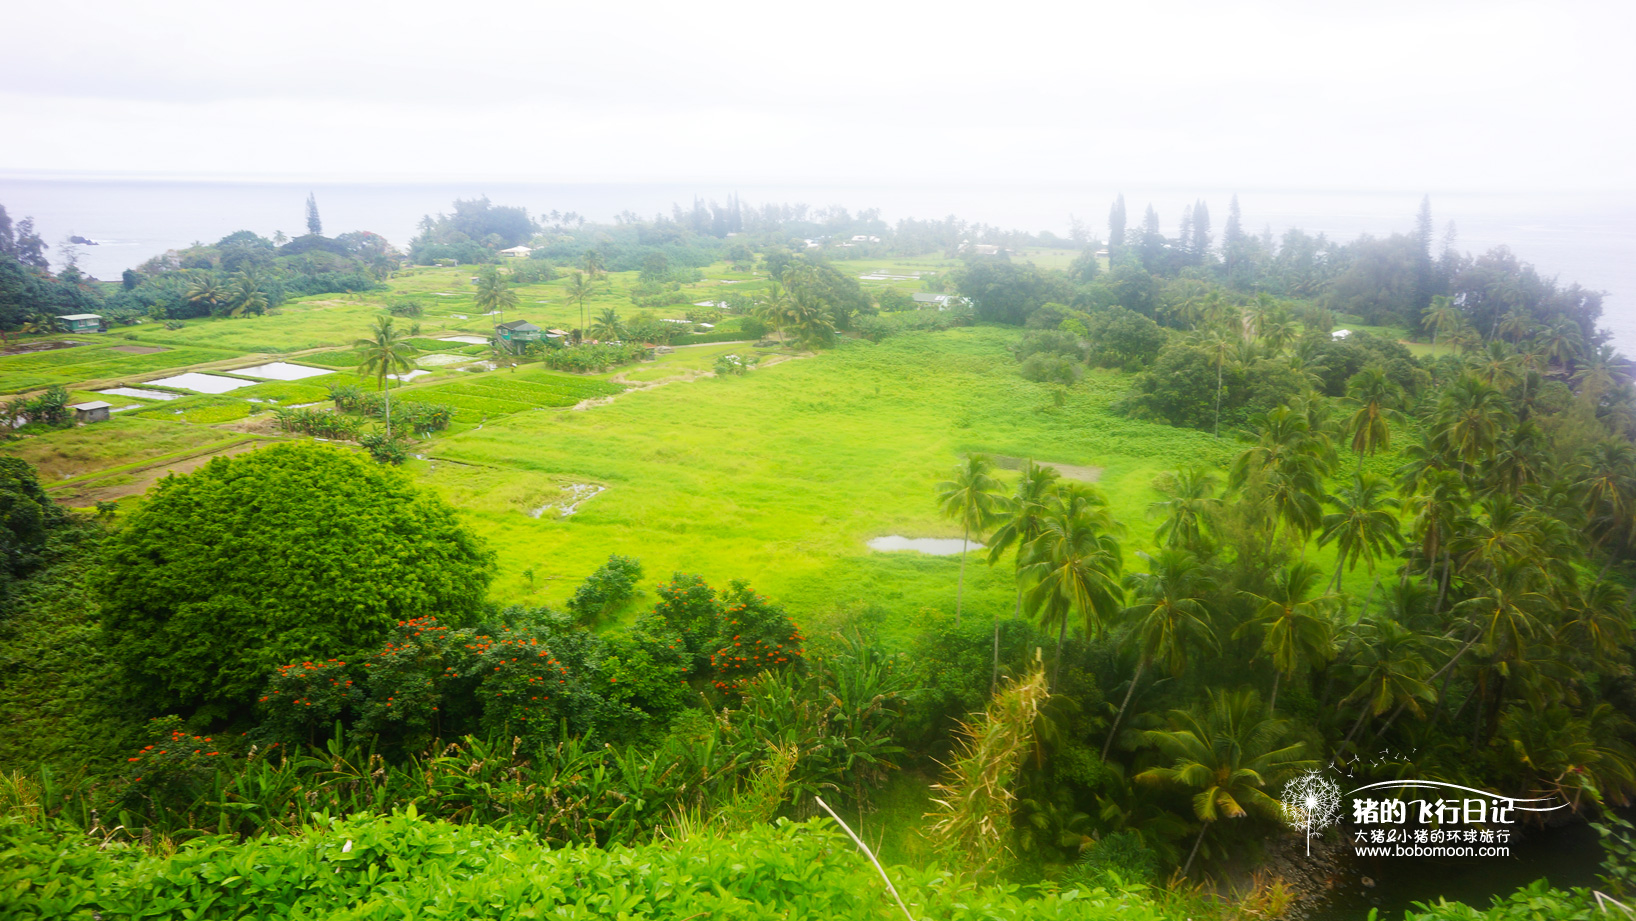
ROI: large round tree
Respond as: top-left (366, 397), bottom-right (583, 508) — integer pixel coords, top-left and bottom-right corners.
top-left (99, 443), bottom-right (493, 719)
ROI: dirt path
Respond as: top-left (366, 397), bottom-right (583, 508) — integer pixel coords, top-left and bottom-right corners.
top-left (991, 454), bottom-right (1103, 482)
top-left (55, 439), bottom-right (270, 507)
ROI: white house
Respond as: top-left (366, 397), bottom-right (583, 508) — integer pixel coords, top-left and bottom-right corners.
top-left (499, 245), bottom-right (533, 257)
top-left (1332, 329), bottom-right (1352, 340)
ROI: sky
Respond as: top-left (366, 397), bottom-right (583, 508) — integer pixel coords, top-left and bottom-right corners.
top-left (2, 0), bottom-right (1633, 191)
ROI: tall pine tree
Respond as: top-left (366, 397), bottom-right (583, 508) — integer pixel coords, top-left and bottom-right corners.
top-left (305, 193), bottom-right (323, 236)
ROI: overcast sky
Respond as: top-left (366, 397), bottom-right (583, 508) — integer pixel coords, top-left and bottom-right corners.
top-left (2, 0), bottom-right (1631, 191)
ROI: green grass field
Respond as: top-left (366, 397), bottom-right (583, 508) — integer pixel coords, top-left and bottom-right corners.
top-left (0, 415), bottom-right (238, 482)
top-left (414, 327), bottom-right (1248, 629)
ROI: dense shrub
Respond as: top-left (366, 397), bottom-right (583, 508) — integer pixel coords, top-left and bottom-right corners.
top-left (565, 554), bottom-right (643, 626)
top-left (98, 443), bottom-right (494, 719)
top-left (271, 405), bottom-right (361, 439)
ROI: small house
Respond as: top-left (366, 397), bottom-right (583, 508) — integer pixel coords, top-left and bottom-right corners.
top-left (70, 401), bottom-right (112, 424)
top-left (1332, 329), bottom-right (1352, 340)
top-left (499, 245), bottom-right (533, 257)
top-left (58, 314), bottom-right (104, 333)
top-left (495, 320), bottom-right (542, 344)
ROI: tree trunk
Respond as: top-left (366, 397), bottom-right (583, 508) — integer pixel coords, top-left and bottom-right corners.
top-left (1052, 618), bottom-right (1067, 691)
top-left (954, 523), bottom-right (969, 627)
top-left (1470, 670), bottom-right (1486, 747)
top-left (383, 375), bottom-right (393, 440)
top-left (1103, 659), bottom-right (1145, 759)
top-left (1214, 360), bottom-right (1223, 439)
top-left (1436, 553), bottom-right (1452, 616)
top-left (994, 589), bottom-right (1020, 693)
top-left (1370, 699), bottom-right (1409, 745)
top-left (1182, 821), bottom-right (1210, 879)
top-left (1268, 670), bottom-right (1281, 715)
top-left (1361, 578), bottom-right (1376, 619)
top-left (1343, 700), bottom-right (1373, 746)
top-left (1429, 631), bottom-right (1479, 718)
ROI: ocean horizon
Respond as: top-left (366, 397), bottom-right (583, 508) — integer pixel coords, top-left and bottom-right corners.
top-left (3, 176), bottom-right (1631, 354)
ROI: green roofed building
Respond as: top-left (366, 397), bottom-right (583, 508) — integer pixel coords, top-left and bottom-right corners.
top-left (495, 320), bottom-right (542, 344)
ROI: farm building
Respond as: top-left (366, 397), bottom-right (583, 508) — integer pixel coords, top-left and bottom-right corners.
top-left (58, 314), bottom-right (104, 333)
top-left (70, 401), bottom-right (112, 423)
top-left (499, 245), bottom-right (533, 257)
top-left (495, 320), bottom-right (542, 344)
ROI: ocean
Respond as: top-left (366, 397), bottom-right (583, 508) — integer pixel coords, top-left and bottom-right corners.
top-left (1, 177), bottom-right (1631, 354)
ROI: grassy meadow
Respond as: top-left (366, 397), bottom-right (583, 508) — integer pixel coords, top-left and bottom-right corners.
top-left (415, 327), bottom-right (1246, 630)
top-left (4, 254), bottom-right (1399, 635)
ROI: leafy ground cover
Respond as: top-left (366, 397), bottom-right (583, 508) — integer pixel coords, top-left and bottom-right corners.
top-left (0, 810), bottom-right (1181, 921)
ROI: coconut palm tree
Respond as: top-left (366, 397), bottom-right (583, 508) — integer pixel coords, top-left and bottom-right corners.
top-left (1235, 561), bottom-right (1337, 714)
top-left (1229, 406), bottom-right (1330, 550)
top-left (1194, 328), bottom-right (1235, 439)
top-left (228, 270), bottom-right (268, 317)
top-left (1343, 366), bottom-right (1404, 471)
top-left (186, 273), bottom-right (227, 315)
top-left (564, 271), bottom-right (595, 338)
top-left (353, 315), bottom-right (416, 439)
top-left (755, 280), bottom-right (792, 344)
top-left (1136, 689), bottom-right (1313, 878)
top-left (937, 454), bottom-right (1005, 627)
top-left (1149, 466), bottom-right (1221, 554)
top-left (1105, 549), bottom-right (1218, 757)
top-left (1422, 296), bottom-right (1463, 353)
top-left (582, 249), bottom-right (605, 278)
top-left (474, 266), bottom-right (519, 325)
top-left (1318, 473), bottom-right (1401, 595)
top-left (985, 460), bottom-right (1061, 688)
top-left (1434, 375), bottom-right (1514, 468)
top-left (590, 307), bottom-right (625, 342)
top-left (1339, 617), bottom-right (1436, 745)
top-left (1021, 486), bottom-right (1124, 688)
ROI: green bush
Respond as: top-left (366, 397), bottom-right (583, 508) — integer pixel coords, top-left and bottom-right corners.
top-left (98, 443), bottom-right (493, 719)
top-left (565, 554), bottom-right (643, 626)
top-left (0, 810), bottom-right (1181, 920)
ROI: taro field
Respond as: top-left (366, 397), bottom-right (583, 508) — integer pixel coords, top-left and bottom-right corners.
top-left (408, 372), bottom-right (625, 422)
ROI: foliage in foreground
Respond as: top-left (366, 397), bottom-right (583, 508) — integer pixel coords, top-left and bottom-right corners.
top-left (97, 443), bottom-right (495, 719)
top-left (0, 809), bottom-right (1180, 921)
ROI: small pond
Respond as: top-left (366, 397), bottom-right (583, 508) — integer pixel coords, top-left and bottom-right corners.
top-left (867, 536), bottom-right (983, 556)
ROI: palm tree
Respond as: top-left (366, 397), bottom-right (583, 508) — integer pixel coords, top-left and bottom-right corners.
top-left (936, 454), bottom-right (1005, 627)
top-left (1021, 486), bottom-right (1124, 688)
top-left (755, 280), bottom-right (792, 344)
top-left (1401, 468), bottom-right (1465, 614)
top-left (474, 266), bottom-right (519, 325)
top-left (353, 315), bottom-right (416, 439)
top-left (1434, 375), bottom-right (1514, 468)
top-left (985, 461), bottom-right (1062, 688)
top-left (186, 273), bottom-right (227, 315)
top-left (590, 307), bottom-right (625, 342)
top-left (1317, 473), bottom-right (1401, 595)
top-left (1422, 296), bottom-right (1462, 353)
top-left (1136, 690), bottom-right (1313, 878)
top-left (582, 249), bottom-right (605, 278)
top-left (564, 271), bottom-right (595, 338)
top-left (20, 311), bottom-right (56, 335)
top-left (1339, 617), bottom-right (1436, 745)
top-left (1149, 466), bottom-right (1221, 554)
top-left (1343, 366), bottom-right (1403, 471)
top-left (1235, 561), bottom-right (1337, 713)
top-left (228, 270), bottom-right (268, 317)
top-left (1535, 319), bottom-right (1584, 371)
top-left (1195, 328), bottom-right (1235, 439)
top-left (1229, 406), bottom-right (1330, 550)
top-left (1575, 439), bottom-right (1636, 566)
top-left (782, 264), bottom-right (837, 348)
top-left (1106, 549), bottom-right (1218, 757)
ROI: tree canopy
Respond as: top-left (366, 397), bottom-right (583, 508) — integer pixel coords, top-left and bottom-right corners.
top-left (98, 443), bottom-right (493, 718)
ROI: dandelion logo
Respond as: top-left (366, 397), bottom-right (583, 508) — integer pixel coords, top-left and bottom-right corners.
top-left (1281, 769), bottom-right (1343, 856)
